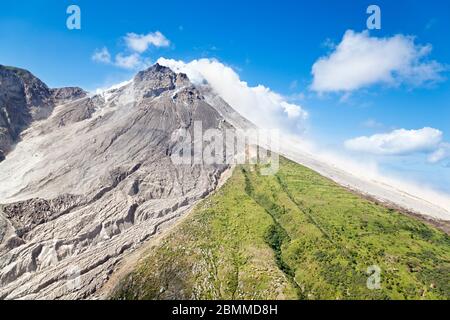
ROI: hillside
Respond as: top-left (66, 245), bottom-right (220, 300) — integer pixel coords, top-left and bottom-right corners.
top-left (0, 64), bottom-right (229, 299)
top-left (111, 157), bottom-right (450, 300)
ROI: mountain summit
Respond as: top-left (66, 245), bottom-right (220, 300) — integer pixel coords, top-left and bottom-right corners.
top-left (0, 64), bottom-right (241, 299)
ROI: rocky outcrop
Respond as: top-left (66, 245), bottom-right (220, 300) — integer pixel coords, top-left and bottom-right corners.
top-left (0, 64), bottom-right (233, 299)
top-left (0, 65), bottom-right (86, 161)
top-left (51, 87), bottom-right (87, 104)
top-left (2, 194), bottom-right (85, 239)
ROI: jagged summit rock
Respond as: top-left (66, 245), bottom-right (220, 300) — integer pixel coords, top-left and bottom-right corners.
top-left (1, 65), bottom-right (52, 111)
top-left (0, 65), bottom-right (48, 160)
top-left (133, 63), bottom-right (192, 99)
top-left (0, 63), bottom-right (241, 299)
top-left (51, 87), bottom-right (87, 104)
top-left (134, 63), bottom-right (172, 79)
top-left (0, 65), bottom-right (86, 161)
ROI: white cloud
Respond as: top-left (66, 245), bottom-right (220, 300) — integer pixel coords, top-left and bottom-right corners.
top-left (92, 47), bottom-right (111, 64)
top-left (92, 49), bottom-right (147, 70)
top-left (114, 53), bottom-right (147, 70)
top-left (157, 57), bottom-right (308, 132)
top-left (92, 31), bottom-right (170, 69)
top-left (428, 143), bottom-right (450, 163)
top-left (311, 30), bottom-right (445, 93)
top-left (124, 31), bottom-right (170, 53)
top-left (345, 127), bottom-right (443, 156)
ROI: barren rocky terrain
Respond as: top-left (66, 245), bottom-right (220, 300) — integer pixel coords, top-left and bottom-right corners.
top-left (0, 64), bottom-right (232, 299)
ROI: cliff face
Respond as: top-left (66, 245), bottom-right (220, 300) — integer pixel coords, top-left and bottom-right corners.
top-left (0, 65), bottom-right (86, 161)
top-left (0, 64), bottom-right (237, 299)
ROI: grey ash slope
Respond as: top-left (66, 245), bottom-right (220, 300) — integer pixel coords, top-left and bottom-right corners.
top-left (0, 64), bottom-right (233, 299)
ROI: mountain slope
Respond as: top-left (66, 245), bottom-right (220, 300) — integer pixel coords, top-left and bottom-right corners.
top-left (0, 64), bottom-right (231, 299)
top-left (111, 158), bottom-right (450, 300)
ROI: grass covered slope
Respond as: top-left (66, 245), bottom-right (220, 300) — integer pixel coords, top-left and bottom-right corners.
top-left (111, 158), bottom-right (450, 300)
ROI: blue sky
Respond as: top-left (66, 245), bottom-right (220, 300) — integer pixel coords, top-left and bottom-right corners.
top-left (1, 0), bottom-right (449, 192)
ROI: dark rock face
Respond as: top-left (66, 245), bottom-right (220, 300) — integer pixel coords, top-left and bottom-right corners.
top-left (51, 87), bottom-right (87, 104)
top-left (3, 194), bottom-right (84, 238)
top-left (0, 65), bottom-right (87, 161)
top-left (0, 66), bottom-right (31, 157)
top-left (7, 67), bottom-right (52, 107)
top-left (134, 63), bottom-right (190, 98)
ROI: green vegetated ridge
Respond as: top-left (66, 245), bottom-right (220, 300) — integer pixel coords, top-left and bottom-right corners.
top-left (111, 157), bottom-right (450, 300)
